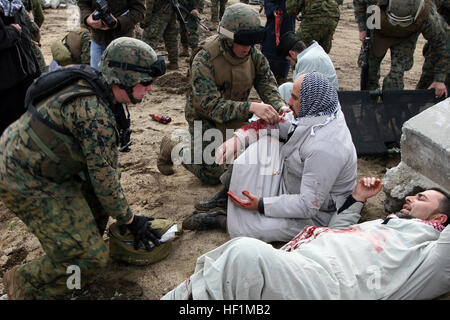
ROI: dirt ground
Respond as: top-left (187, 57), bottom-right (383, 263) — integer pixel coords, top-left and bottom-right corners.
top-left (0, 0), bottom-right (443, 300)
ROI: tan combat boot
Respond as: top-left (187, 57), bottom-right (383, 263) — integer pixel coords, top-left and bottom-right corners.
top-left (3, 265), bottom-right (26, 300)
top-left (157, 135), bottom-right (181, 175)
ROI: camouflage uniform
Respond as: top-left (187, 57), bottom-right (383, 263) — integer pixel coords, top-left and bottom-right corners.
top-left (182, 40), bottom-right (287, 185)
top-left (0, 38), bottom-right (158, 299)
top-left (141, 0), bottom-right (179, 64)
top-left (179, 0), bottom-right (203, 50)
top-left (23, 6), bottom-right (46, 72)
top-left (354, 0), bottom-right (449, 91)
top-left (417, 0), bottom-right (450, 90)
top-left (286, 0), bottom-right (340, 53)
top-left (211, 0), bottom-right (228, 23)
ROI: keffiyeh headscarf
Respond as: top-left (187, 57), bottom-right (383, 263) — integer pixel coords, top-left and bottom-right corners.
top-left (292, 72), bottom-right (340, 136)
top-left (0, 0), bottom-right (23, 17)
top-left (299, 72), bottom-right (339, 118)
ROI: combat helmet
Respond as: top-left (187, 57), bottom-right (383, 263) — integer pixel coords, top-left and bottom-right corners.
top-left (99, 37), bottom-right (166, 103)
top-left (386, 0), bottom-right (426, 27)
top-left (217, 3), bottom-right (266, 45)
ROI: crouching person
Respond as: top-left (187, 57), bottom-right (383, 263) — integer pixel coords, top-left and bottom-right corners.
top-left (184, 72), bottom-right (357, 243)
top-left (0, 37), bottom-right (165, 299)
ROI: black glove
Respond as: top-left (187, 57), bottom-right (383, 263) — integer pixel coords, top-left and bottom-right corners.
top-left (121, 215), bottom-right (161, 251)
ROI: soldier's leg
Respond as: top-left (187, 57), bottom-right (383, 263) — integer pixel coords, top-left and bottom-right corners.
top-left (142, 12), bottom-right (169, 48)
top-left (366, 50), bottom-right (384, 91)
top-left (219, 0), bottom-right (227, 21)
top-left (0, 192), bottom-right (109, 299)
top-left (320, 21), bottom-right (338, 54)
top-left (296, 22), bottom-right (315, 47)
top-left (186, 17), bottom-right (200, 49)
top-left (382, 34), bottom-right (418, 91)
top-left (211, 0), bottom-right (219, 22)
top-left (163, 13), bottom-right (180, 65)
top-left (181, 130), bottom-right (226, 185)
top-left (32, 41), bottom-right (47, 73)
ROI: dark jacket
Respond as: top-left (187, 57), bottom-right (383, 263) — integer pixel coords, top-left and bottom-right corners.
top-left (261, 0), bottom-right (296, 78)
top-left (0, 8), bottom-right (40, 90)
top-left (78, 0), bottom-right (145, 45)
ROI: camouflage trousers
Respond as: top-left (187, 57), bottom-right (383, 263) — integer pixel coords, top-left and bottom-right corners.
top-left (296, 20), bottom-right (339, 54)
top-left (180, 127), bottom-right (229, 185)
top-left (32, 40), bottom-right (47, 73)
top-left (363, 32), bottom-right (419, 91)
top-left (0, 181), bottom-right (109, 299)
top-left (142, 9), bottom-right (179, 63)
top-left (211, 0), bottom-right (227, 23)
top-left (180, 16), bottom-right (200, 49)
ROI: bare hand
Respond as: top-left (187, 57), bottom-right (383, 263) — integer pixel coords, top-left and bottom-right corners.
top-left (11, 23), bottom-right (22, 34)
top-left (428, 81), bottom-right (448, 98)
top-left (190, 9), bottom-right (200, 17)
top-left (86, 12), bottom-right (104, 29)
top-left (215, 136), bottom-right (241, 165)
top-left (359, 30), bottom-right (366, 43)
top-left (228, 190), bottom-right (259, 211)
top-left (352, 177), bottom-right (383, 202)
top-left (249, 102), bottom-right (280, 125)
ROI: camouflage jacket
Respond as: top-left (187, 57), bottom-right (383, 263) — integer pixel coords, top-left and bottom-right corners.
top-left (286, 0), bottom-right (340, 23)
top-left (0, 79), bottom-right (133, 224)
top-left (78, 0), bottom-right (145, 46)
top-left (185, 38), bottom-right (285, 134)
top-left (354, 0), bottom-right (449, 82)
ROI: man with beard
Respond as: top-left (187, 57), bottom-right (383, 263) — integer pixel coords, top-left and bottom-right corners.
top-left (162, 177), bottom-right (450, 300)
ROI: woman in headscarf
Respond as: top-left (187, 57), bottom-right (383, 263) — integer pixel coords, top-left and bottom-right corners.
top-left (184, 72), bottom-right (357, 242)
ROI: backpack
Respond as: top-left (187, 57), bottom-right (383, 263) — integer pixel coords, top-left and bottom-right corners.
top-left (24, 64), bottom-right (131, 151)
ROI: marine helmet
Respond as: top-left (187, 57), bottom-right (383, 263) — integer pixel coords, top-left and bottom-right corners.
top-left (99, 37), bottom-right (166, 88)
top-left (386, 0), bottom-right (426, 27)
top-left (217, 3), bottom-right (266, 45)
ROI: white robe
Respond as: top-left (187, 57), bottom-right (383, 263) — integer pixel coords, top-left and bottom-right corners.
top-left (226, 111), bottom-right (357, 242)
top-left (162, 203), bottom-right (450, 300)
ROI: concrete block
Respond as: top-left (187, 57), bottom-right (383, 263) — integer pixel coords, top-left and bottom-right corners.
top-left (384, 98), bottom-right (450, 212)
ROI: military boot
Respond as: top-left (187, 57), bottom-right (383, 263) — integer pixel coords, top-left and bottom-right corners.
top-left (194, 187), bottom-right (228, 212)
top-left (157, 135), bottom-right (181, 176)
top-left (180, 47), bottom-right (190, 57)
top-left (167, 61), bottom-right (179, 70)
top-left (182, 210), bottom-right (227, 231)
top-left (3, 265), bottom-right (26, 300)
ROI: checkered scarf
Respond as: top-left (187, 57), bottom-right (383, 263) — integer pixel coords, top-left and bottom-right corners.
top-left (0, 0), bottom-right (22, 16)
top-left (299, 72), bottom-right (339, 118)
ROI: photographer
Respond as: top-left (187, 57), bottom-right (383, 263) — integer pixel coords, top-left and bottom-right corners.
top-left (78, 0), bottom-right (145, 69)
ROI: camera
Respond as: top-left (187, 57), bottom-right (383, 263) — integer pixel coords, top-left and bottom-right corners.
top-left (92, 0), bottom-right (116, 28)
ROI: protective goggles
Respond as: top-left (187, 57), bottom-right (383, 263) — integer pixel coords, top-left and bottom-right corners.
top-left (386, 0), bottom-right (424, 27)
top-left (108, 55), bottom-right (166, 85)
top-left (218, 26), bottom-right (266, 45)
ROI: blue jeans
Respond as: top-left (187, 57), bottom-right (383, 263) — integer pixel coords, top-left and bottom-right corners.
top-left (90, 41), bottom-right (107, 70)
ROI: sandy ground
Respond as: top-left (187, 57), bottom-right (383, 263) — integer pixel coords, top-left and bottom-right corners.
top-left (0, 0), bottom-right (445, 300)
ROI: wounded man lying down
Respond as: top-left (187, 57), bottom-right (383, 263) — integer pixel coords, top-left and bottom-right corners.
top-left (162, 177), bottom-right (450, 300)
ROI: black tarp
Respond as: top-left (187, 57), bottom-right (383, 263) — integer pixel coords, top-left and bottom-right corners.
top-left (338, 89), bottom-right (444, 155)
